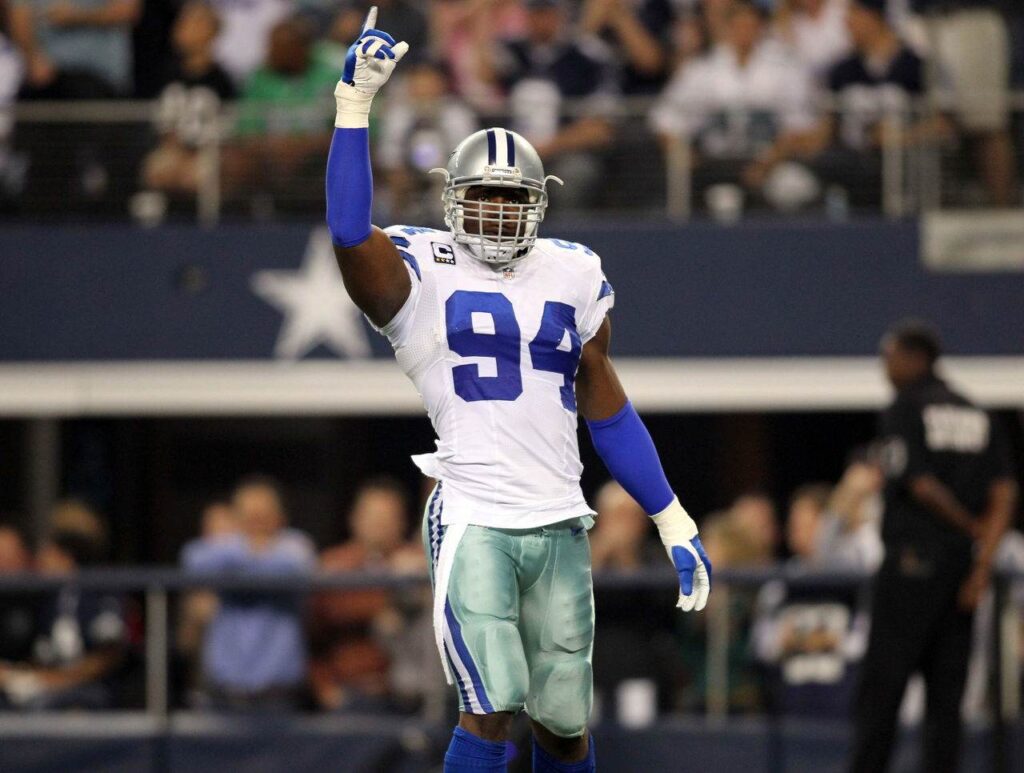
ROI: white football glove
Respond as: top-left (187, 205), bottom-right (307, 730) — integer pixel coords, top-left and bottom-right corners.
top-left (651, 498), bottom-right (712, 612)
top-left (334, 6), bottom-right (409, 128)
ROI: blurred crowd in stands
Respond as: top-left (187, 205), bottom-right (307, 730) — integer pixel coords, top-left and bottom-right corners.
top-left (2, 460), bottom-right (1022, 723)
top-left (0, 0), bottom-right (1023, 217)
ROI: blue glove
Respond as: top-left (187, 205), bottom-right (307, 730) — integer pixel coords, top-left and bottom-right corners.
top-left (671, 537), bottom-right (712, 612)
top-left (651, 498), bottom-right (712, 612)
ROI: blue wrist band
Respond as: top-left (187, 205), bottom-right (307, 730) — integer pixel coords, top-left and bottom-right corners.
top-left (325, 127), bottom-right (373, 248)
top-left (586, 401), bottom-right (674, 515)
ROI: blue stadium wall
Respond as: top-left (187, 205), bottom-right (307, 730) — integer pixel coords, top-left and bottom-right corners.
top-left (1, 219), bottom-right (1022, 361)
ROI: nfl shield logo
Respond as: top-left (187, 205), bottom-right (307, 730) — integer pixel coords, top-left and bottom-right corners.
top-left (502, 267), bottom-right (515, 280)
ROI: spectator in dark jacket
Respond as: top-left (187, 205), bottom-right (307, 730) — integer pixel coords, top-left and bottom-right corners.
top-left (743, 0), bottom-right (952, 210)
top-left (477, 0), bottom-right (617, 208)
top-left (581, 0), bottom-right (677, 94)
top-left (0, 529), bottom-right (128, 710)
top-left (141, 0), bottom-right (235, 197)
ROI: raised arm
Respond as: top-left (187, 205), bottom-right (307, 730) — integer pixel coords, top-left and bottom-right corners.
top-left (327, 7), bottom-right (411, 328)
top-left (577, 317), bottom-right (712, 612)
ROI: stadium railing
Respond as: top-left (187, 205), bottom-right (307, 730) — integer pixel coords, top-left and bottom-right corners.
top-left (0, 566), bottom-right (1019, 717)
top-left (2, 93), bottom-right (1022, 224)
top-left (0, 566), bottom-right (1020, 771)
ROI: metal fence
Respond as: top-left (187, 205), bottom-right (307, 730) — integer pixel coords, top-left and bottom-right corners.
top-left (0, 567), bottom-right (1020, 716)
top-left (2, 93), bottom-right (1022, 225)
top-left (0, 566), bottom-right (1021, 771)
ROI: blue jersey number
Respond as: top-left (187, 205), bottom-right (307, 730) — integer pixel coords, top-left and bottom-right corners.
top-left (445, 291), bottom-right (523, 402)
top-left (445, 291), bottom-right (581, 409)
top-left (529, 301), bottom-right (582, 411)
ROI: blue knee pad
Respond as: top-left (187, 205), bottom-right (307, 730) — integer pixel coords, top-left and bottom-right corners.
top-left (533, 734), bottom-right (595, 773)
top-left (444, 727), bottom-right (507, 772)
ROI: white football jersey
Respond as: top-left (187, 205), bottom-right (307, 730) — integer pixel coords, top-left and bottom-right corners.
top-left (375, 226), bottom-right (615, 529)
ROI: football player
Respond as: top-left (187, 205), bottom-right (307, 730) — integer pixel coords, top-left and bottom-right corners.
top-left (326, 9), bottom-right (711, 772)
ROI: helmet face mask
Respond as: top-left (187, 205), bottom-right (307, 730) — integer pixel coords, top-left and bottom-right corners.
top-left (432, 128), bottom-right (560, 265)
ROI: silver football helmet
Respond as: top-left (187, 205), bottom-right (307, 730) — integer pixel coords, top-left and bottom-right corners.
top-left (431, 128), bottom-right (562, 264)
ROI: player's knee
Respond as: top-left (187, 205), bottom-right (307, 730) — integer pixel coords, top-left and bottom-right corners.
top-left (530, 658), bottom-right (592, 738)
top-left (460, 711), bottom-right (514, 741)
top-left (463, 619), bottom-right (529, 709)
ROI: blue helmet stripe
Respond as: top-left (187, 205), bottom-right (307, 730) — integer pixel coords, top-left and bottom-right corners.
top-left (506, 132), bottom-right (515, 165)
top-left (486, 129), bottom-right (496, 165)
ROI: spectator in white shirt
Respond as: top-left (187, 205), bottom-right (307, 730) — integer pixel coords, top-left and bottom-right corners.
top-left (651, 0), bottom-right (816, 207)
top-left (209, 0), bottom-right (290, 86)
top-left (773, 0), bottom-right (852, 81)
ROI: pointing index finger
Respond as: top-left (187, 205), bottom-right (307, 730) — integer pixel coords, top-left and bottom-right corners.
top-left (361, 5), bottom-right (378, 33)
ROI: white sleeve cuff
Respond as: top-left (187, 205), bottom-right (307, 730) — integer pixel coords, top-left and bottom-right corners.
top-left (334, 82), bottom-right (374, 129)
top-left (650, 497), bottom-right (698, 546)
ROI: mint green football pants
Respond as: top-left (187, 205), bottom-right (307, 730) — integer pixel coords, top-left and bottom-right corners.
top-left (422, 482), bottom-right (595, 738)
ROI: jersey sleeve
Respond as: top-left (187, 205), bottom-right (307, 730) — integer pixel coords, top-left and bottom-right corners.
top-left (577, 253), bottom-right (615, 345)
top-left (371, 226), bottom-right (426, 348)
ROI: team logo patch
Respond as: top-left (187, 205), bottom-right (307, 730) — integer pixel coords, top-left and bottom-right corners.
top-left (432, 242), bottom-right (456, 265)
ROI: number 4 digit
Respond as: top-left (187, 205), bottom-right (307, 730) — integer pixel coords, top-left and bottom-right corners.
top-left (529, 302), bottom-right (582, 411)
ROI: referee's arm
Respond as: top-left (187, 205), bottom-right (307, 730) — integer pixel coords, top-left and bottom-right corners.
top-left (907, 476), bottom-right (980, 539)
top-left (958, 478), bottom-right (1019, 611)
top-left (974, 479), bottom-right (1020, 569)
top-left (959, 415), bottom-right (1019, 610)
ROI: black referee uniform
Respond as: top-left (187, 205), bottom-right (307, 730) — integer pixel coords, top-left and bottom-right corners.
top-left (850, 324), bottom-right (1016, 773)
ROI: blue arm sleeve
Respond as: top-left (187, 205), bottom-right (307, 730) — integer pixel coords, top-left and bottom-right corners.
top-left (586, 401), bottom-right (675, 515)
top-left (325, 127), bottom-right (373, 248)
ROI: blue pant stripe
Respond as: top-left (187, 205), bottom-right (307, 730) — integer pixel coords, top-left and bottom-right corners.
top-left (445, 638), bottom-right (473, 709)
top-left (445, 600), bottom-right (495, 713)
